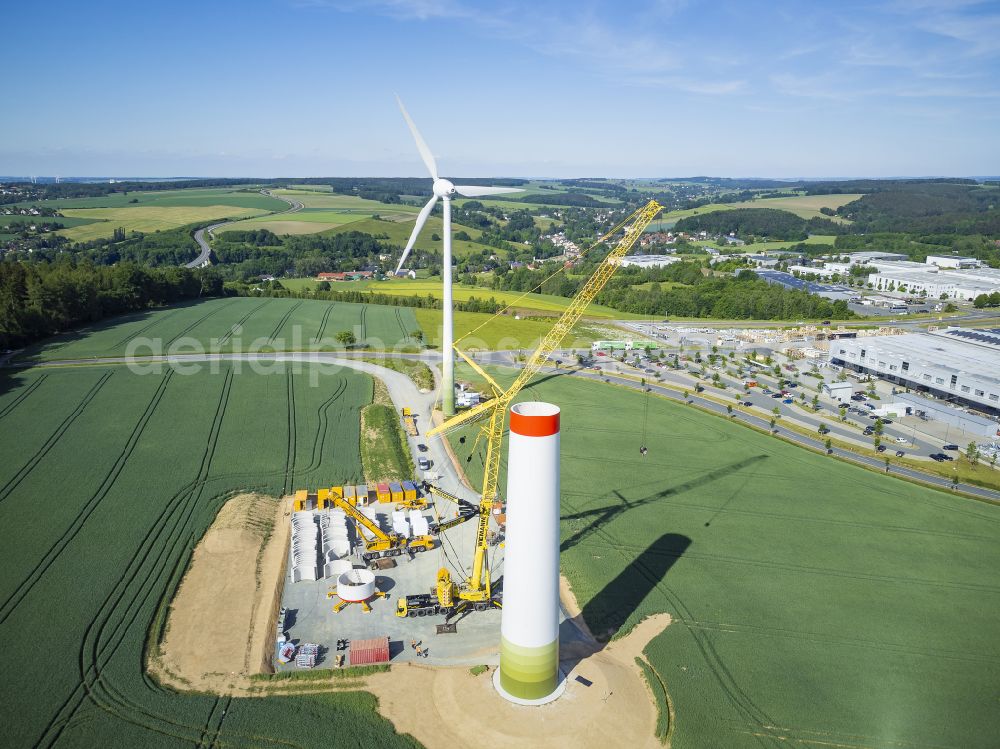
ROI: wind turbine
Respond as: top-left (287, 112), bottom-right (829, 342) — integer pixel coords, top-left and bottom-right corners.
top-left (394, 96), bottom-right (522, 416)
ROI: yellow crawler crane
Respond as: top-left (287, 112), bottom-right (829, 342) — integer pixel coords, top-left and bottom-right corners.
top-left (303, 488), bottom-right (436, 567)
top-left (396, 199), bottom-right (663, 619)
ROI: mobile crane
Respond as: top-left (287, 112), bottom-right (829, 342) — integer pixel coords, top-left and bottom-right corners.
top-left (395, 200), bottom-right (662, 619)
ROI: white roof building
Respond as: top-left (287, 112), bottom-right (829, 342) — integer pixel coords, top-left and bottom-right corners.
top-left (830, 328), bottom-right (1000, 417)
top-left (620, 254), bottom-right (683, 268)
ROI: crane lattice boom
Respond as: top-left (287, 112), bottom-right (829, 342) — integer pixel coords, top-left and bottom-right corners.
top-left (426, 200), bottom-right (663, 601)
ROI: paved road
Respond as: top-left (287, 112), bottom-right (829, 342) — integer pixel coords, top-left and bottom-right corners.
top-left (184, 189), bottom-right (303, 269)
top-left (11, 349), bottom-right (999, 503)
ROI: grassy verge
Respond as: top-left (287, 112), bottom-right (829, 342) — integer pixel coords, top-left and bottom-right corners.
top-left (360, 357), bottom-right (435, 391)
top-left (251, 664), bottom-right (390, 681)
top-left (360, 379), bottom-right (415, 482)
top-left (635, 657), bottom-right (671, 743)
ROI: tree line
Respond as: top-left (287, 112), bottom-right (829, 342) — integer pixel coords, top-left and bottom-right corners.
top-left (0, 259), bottom-right (223, 350)
top-left (674, 208), bottom-right (843, 241)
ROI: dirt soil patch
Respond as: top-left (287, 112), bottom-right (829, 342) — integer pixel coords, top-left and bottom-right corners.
top-left (150, 493), bottom-right (290, 692)
top-left (364, 612), bottom-right (672, 749)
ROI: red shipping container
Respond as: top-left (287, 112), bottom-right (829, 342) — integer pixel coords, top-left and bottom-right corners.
top-left (350, 636), bottom-right (390, 666)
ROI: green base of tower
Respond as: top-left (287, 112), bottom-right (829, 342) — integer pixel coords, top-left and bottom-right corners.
top-left (498, 636), bottom-right (558, 700)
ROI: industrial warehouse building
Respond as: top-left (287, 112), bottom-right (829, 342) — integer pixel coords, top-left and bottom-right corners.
top-left (830, 328), bottom-right (1000, 418)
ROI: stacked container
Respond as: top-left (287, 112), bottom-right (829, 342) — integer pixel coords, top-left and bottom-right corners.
top-left (342, 485), bottom-right (357, 506)
top-left (376, 482), bottom-right (391, 504)
top-left (389, 482), bottom-right (404, 504)
top-left (402, 480), bottom-right (419, 503)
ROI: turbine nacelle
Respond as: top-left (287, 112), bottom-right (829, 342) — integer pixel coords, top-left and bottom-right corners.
top-left (433, 178), bottom-right (456, 198)
top-left (393, 96), bottom-right (525, 277)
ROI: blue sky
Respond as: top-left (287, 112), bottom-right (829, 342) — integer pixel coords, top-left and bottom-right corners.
top-left (3, 0), bottom-right (999, 178)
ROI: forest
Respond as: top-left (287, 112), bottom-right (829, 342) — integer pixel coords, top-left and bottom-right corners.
top-left (0, 258), bottom-right (222, 349)
top-left (674, 208), bottom-right (843, 241)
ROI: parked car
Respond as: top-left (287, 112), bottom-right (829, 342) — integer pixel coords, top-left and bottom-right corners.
top-left (783, 398), bottom-right (793, 404)
top-left (771, 393), bottom-right (782, 398)
top-left (895, 437), bottom-right (907, 444)
top-left (417, 457), bottom-right (431, 470)
top-left (941, 453), bottom-right (955, 461)
top-left (942, 444), bottom-right (959, 451)
top-left (876, 445), bottom-right (887, 452)
top-left (417, 443), bottom-right (428, 452)
top-left (930, 453), bottom-right (946, 461)
top-left (895, 450), bottom-right (905, 457)
top-left (742, 401), bottom-right (753, 406)
top-left (865, 403), bottom-right (876, 410)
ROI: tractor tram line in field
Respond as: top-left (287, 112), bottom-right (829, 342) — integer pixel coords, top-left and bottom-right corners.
top-left (164, 300), bottom-right (239, 349)
top-left (0, 372), bottom-right (47, 421)
top-left (268, 301), bottom-right (304, 344)
top-left (109, 307), bottom-right (187, 352)
top-left (283, 371), bottom-right (297, 494)
top-left (297, 375), bottom-right (348, 478)
top-left (0, 370), bottom-right (173, 627)
top-left (312, 303), bottom-right (336, 343)
top-left (0, 371), bottom-right (114, 506)
top-left (218, 299), bottom-right (270, 347)
top-left (43, 369), bottom-right (277, 749)
top-left (558, 492), bottom-right (781, 742)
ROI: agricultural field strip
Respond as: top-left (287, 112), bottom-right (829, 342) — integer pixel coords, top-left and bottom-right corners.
top-left (0, 371), bottom-right (113, 505)
top-left (218, 299), bottom-right (271, 346)
top-left (454, 367), bottom-right (1000, 747)
top-left (559, 487), bottom-right (997, 544)
top-left (313, 304), bottom-right (336, 342)
top-left (269, 301), bottom-right (304, 343)
top-left (284, 372), bottom-right (296, 493)
top-left (0, 369), bottom-right (174, 625)
top-left (568, 526), bottom-right (1000, 596)
top-left (0, 363), bottom-right (398, 747)
top-left (0, 372), bottom-right (47, 420)
top-left (164, 299), bottom-right (240, 347)
top-left (38, 369), bottom-right (286, 749)
top-left (108, 307), bottom-right (187, 351)
top-left (29, 368), bottom-right (370, 747)
top-left (577, 494), bottom-right (777, 736)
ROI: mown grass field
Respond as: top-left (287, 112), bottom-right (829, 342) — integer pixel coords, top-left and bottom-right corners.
top-left (58, 204), bottom-right (273, 242)
top-left (10, 187), bottom-right (288, 242)
top-left (449, 367), bottom-right (1000, 749)
top-left (16, 298), bottom-right (422, 362)
top-left (0, 363), bottom-right (419, 748)
top-left (654, 193), bottom-right (863, 226)
top-left (279, 278), bottom-right (641, 319)
top-left (222, 190), bottom-right (421, 235)
top-left (323, 215), bottom-right (492, 258)
top-left (413, 308), bottom-right (608, 352)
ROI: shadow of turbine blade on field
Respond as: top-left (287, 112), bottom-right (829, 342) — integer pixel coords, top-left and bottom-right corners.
top-left (582, 533), bottom-right (691, 642)
top-left (560, 454), bottom-right (768, 553)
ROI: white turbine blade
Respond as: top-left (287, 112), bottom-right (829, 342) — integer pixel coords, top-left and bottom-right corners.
top-left (453, 185), bottom-right (524, 197)
top-left (395, 196), bottom-right (438, 275)
top-left (396, 95), bottom-right (438, 180)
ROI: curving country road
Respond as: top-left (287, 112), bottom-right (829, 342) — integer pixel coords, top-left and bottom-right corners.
top-left (12, 349), bottom-right (1000, 504)
top-left (184, 189), bottom-right (303, 269)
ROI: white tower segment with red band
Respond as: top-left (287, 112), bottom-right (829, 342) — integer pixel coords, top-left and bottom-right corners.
top-left (494, 401), bottom-right (565, 704)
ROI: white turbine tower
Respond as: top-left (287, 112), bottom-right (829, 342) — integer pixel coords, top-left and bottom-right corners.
top-left (394, 96), bottom-right (522, 416)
